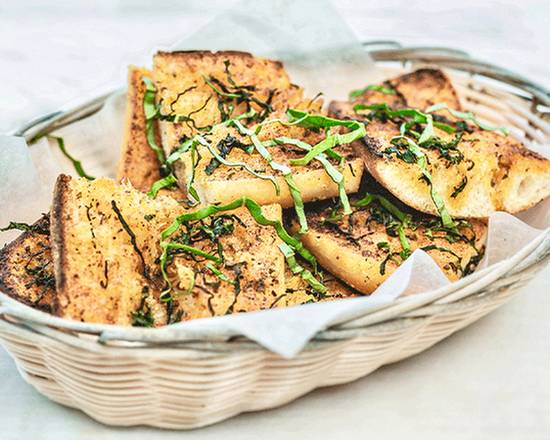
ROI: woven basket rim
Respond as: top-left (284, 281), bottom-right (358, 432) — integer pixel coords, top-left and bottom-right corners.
top-left (2, 42), bottom-right (549, 352)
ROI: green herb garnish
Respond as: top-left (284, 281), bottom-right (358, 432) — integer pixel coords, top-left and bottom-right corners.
top-left (0, 221), bottom-right (49, 235)
top-left (142, 77), bottom-right (166, 164)
top-left (131, 287), bottom-right (154, 327)
top-left (391, 135), bottom-right (456, 230)
top-left (426, 103), bottom-right (509, 135)
top-left (279, 243), bottom-right (327, 293)
top-left (49, 136), bottom-right (95, 180)
top-left (159, 197), bottom-right (322, 299)
top-left (451, 176), bottom-right (468, 198)
top-left (111, 200), bottom-right (151, 280)
top-left (231, 119), bottom-right (308, 233)
top-left (146, 174), bottom-right (177, 198)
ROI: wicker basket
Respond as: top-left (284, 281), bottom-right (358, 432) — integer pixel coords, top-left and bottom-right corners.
top-left (1, 42), bottom-right (549, 430)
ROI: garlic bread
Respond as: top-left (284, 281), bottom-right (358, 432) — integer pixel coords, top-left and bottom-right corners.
top-left (291, 186), bottom-right (487, 295)
top-left (50, 175), bottom-right (287, 325)
top-left (153, 50), bottom-right (302, 152)
top-left (330, 68), bottom-right (550, 218)
top-left (166, 204), bottom-right (286, 321)
top-left (51, 175), bottom-right (189, 325)
top-left (0, 215), bottom-right (55, 312)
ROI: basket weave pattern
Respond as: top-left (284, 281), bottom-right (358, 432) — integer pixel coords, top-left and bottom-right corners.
top-left (1, 45), bottom-right (549, 429)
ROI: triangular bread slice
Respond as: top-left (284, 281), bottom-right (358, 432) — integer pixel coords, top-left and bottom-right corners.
top-left (361, 68), bottom-right (461, 110)
top-left (290, 182), bottom-right (487, 295)
top-left (0, 215), bottom-right (56, 312)
top-left (50, 175), bottom-right (286, 325)
top-left (153, 50), bottom-right (303, 153)
top-left (153, 50), bottom-right (364, 206)
top-left (330, 68), bottom-right (550, 217)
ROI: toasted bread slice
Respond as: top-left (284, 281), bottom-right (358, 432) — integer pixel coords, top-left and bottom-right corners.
top-left (167, 204), bottom-right (286, 321)
top-left (290, 185), bottom-right (487, 295)
top-left (152, 50), bottom-right (364, 206)
top-left (360, 122), bottom-right (550, 217)
top-left (0, 215), bottom-right (56, 312)
top-left (330, 69), bottom-right (550, 217)
top-left (153, 50), bottom-right (305, 153)
top-left (117, 66), bottom-right (185, 198)
top-left (51, 175), bottom-right (287, 324)
top-left (51, 175), bottom-right (191, 325)
top-left (348, 68), bottom-right (462, 111)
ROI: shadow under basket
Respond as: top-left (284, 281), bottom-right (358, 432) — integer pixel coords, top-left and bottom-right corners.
top-left (1, 42), bottom-right (550, 430)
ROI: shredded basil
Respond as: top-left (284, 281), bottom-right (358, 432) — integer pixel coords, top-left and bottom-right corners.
top-left (111, 200), bottom-right (151, 281)
top-left (426, 103), bottom-right (509, 135)
top-left (206, 263), bottom-right (236, 285)
top-left (49, 136), bottom-right (95, 180)
top-left (0, 221), bottom-right (49, 235)
top-left (141, 77), bottom-right (166, 164)
top-left (131, 287), bottom-right (154, 327)
top-left (146, 174), bottom-right (177, 198)
top-left (231, 119), bottom-right (308, 233)
top-left (279, 243), bottom-right (327, 293)
top-left (392, 135), bottom-right (456, 230)
top-left (266, 136), bottom-right (352, 215)
top-left (451, 176), bottom-right (468, 198)
top-left (353, 192), bottom-right (412, 259)
top-left (159, 197), bottom-right (321, 298)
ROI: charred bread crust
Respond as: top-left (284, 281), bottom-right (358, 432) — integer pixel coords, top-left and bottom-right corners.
top-left (50, 174), bottom-right (71, 314)
top-left (0, 214), bottom-right (55, 312)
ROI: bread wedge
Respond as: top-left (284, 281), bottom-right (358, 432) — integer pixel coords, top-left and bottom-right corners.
top-left (153, 50), bottom-right (303, 152)
top-left (290, 183), bottom-right (487, 295)
top-left (0, 215), bottom-right (55, 312)
top-left (50, 175), bottom-right (287, 325)
top-left (330, 69), bottom-right (550, 217)
top-left (51, 175), bottom-right (189, 325)
top-left (153, 50), bottom-right (364, 206)
top-left (167, 204), bottom-right (286, 321)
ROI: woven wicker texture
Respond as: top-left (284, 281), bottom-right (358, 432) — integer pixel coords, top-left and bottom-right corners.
top-left (0, 44), bottom-right (549, 429)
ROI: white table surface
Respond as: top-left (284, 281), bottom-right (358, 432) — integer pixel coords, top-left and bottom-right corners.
top-left (1, 1), bottom-right (549, 438)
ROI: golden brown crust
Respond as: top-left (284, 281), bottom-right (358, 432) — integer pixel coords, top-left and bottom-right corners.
top-left (51, 175), bottom-right (188, 325)
top-left (348, 68), bottom-right (462, 111)
top-left (50, 174), bottom-right (70, 301)
top-left (292, 192), bottom-right (487, 295)
top-left (153, 50), bottom-right (294, 153)
top-left (0, 215), bottom-right (55, 312)
top-left (50, 176), bottom-right (288, 325)
top-left (117, 66), bottom-right (184, 199)
top-left (329, 68), bottom-right (550, 218)
top-left (117, 67), bottom-right (160, 191)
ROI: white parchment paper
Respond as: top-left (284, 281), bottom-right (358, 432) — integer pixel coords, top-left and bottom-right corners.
top-left (0, 0), bottom-right (548, 358)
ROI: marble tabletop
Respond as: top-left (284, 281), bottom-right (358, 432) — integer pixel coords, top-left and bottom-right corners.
top-left (1, 1), bottom-right (549, 439)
